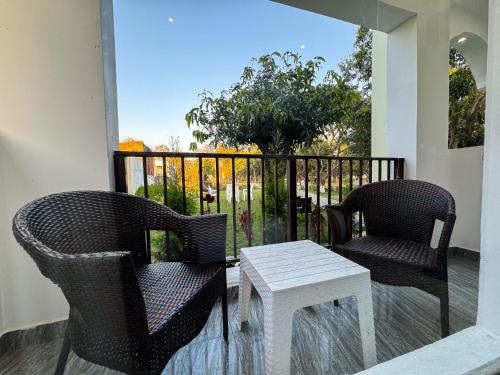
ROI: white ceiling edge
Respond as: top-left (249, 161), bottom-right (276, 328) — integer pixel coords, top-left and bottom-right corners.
top-left (271, 0), bottom-right (416, 33)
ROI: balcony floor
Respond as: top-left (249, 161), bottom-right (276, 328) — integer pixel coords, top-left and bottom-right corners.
top-left (0, 256), bottom-right (478, 375)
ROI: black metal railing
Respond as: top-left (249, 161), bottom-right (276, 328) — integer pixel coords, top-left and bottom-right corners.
top-left (114, 151), bottom-right (404, 263)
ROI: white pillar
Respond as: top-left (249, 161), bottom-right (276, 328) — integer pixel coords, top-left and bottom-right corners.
top-left (477, 0), bottom-right (500, 333)
top-left (386, 16), bottom-right (418, 179)
top-left (385, 2), bottom-right (450, 181)
top-left (371, 31), bottom-right (388, 158)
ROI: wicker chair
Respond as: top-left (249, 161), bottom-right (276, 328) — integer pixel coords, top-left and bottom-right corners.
top-left (12, 191), bottom-right (228, 375)
top-left (325, 180), bottom-right (456, 337)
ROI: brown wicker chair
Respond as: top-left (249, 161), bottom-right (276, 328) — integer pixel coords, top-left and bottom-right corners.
top-left (325, 179), bottom-right (456, 337)
top-left (12, 191), bottom-right (228, 375)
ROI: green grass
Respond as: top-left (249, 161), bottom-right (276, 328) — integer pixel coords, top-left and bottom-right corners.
top-left (190, 187), bottom-right (334, 257)
top-left (148, 183), bottom-right (357, 262)
top-left (194, 187), bottom-right (266, 257)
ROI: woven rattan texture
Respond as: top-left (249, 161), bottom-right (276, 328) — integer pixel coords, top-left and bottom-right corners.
top-left (326, 180), bottom-right (456, 337)
top-left (12, 191), bottom-right (227, 374)
top-left (336, 236), bottom-right (438, 269)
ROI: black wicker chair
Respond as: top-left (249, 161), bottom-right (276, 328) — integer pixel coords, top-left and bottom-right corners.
top-left (12, 191), bottom-right (228, 375)
top-left (326, 179), bottom-right (456, 337)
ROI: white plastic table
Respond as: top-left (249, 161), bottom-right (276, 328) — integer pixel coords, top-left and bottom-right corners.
top-left (239, 240), bottom-right (377, 375)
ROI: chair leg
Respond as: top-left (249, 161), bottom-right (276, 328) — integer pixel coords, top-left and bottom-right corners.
top-left (440, 287), bottom-right (450, 338)
top-left (55, 332), bottom-right (70, 375)
top-left (222, 289), bottom-right (229, 341)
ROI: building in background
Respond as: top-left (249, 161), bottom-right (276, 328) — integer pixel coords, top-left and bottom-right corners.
top-left (119, 140), bottom-right (155, 194)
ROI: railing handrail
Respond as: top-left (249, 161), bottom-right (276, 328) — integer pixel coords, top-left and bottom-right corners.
top-left (114, 150), bottom-right (405, 263)
top-left (114, 150), bottom-right (403, 162)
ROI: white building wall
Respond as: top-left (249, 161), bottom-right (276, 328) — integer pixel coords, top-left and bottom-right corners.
top-left (372, 1), bottom-right (484, 251)
top-left (0, 0), bottom-right (114, 335)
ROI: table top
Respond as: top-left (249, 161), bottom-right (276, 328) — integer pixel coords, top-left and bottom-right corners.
top-left (241, 240), bottom-right (368, 292)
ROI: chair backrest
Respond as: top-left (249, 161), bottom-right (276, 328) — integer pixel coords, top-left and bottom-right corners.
top-left (12, 191), bottom-right (150, 344)
top-left (22, 191), bottom-right (153, 262)
top-left (342, 180), bottom-right (455, 245)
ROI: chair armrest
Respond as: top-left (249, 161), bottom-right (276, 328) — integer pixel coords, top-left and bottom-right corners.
top-left (140, 199), bottom-right (227, 263)
top-left (437, 212), bottom-right (456, 267)
top-left (325, 204), bottom-right (352, 245)
top-left (181, 213), bottom-right (227, 264)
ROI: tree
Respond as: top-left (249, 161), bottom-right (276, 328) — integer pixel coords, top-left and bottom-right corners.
top-left (186, 52), bottom-right (343, 155)
top-left (187, 28), bottom-right (374, 157)
top-left (338, 27), bottom-right (373, 156)
top-left (339, 27), bottom-right (373, 98)
top-left (448, 48), bottom-right (485, 149)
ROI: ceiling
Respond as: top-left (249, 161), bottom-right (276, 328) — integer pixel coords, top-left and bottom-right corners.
top-left (271, 0), bottom-right (416, 33)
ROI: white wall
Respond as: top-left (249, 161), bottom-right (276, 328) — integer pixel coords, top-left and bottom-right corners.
top-left (0, 0), bottom-right (115, 335)
top-left (386, 14), bottom-right (418, 179)
top-left (372, 0), bottom-right (485, 251)
top-left (371, 31), bottom-right (388, 157)
top-left (477, 0), bottom-right (500, 334)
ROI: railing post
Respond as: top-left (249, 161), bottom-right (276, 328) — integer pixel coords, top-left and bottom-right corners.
top-left (114, 154), bottom-right (127, 193)
top-left (396, 158), bottom-right (405, 179)
top-left (286, 158), bottom-right (298, 241)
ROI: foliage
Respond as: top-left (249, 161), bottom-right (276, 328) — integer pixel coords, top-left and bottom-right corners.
top-left (338, 27), bottom-right (373, 156)
top-left (294, 72), bottom-right (371, 158)
top-left (448, 48), bottom-right (485, 149)
top-left (263, 163), bottom-right (287, 218)
top-left (344, 99), bottom-right (371, 156)
top-left (187, 52), bottom-right (344, 155)
top-left (156, 145), bottom-right (259, 194)
top-left (339, 27), bottom-right (373, 97)
top-left (187, 26), bottom-right (375, 157)
top-left (135, 183), bottom-right (196, 215)
top-left (262, 160), bottom-right (287, 243)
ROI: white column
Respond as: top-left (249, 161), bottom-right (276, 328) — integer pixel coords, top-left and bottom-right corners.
top-left (477, 0), bottom-right (500, 333)
top-left (371, 31), bottom-right (388, 158)
top-left (385, 2), bottom-right (450, 181)
top-left (386, 16), bottom-right (418, 179)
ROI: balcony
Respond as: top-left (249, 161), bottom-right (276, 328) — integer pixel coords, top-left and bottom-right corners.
top-left (2, 0), bottom-right (500, 374)
top-left (0, 151), bottom-right (481, 374)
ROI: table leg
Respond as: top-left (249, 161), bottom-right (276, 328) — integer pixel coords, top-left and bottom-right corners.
top-left (263, 298), bottom-right (293, 375)
top-left (239, 269), bottom-right (251, 327)
top-left (356, 287), bottom-right (377, 368)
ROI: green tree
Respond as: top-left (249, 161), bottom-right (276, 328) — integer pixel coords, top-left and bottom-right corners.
top-left (187, 52), bottom-right (343, 155)
top-left (339, 27), bottom-right (373, 156)
top-left (187, 28), bottom-right (375, 157)
top-left (448, 48), bottom-right (485, 149)
top-left (339, 27), bottom-right (373, 97)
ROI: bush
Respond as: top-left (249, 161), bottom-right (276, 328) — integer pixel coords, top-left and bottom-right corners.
top-left (135, 183), bottom-right (196, 215)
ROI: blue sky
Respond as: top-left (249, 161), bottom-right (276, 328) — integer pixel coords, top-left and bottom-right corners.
top-left (114, 0), bottom-right (357, 150)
